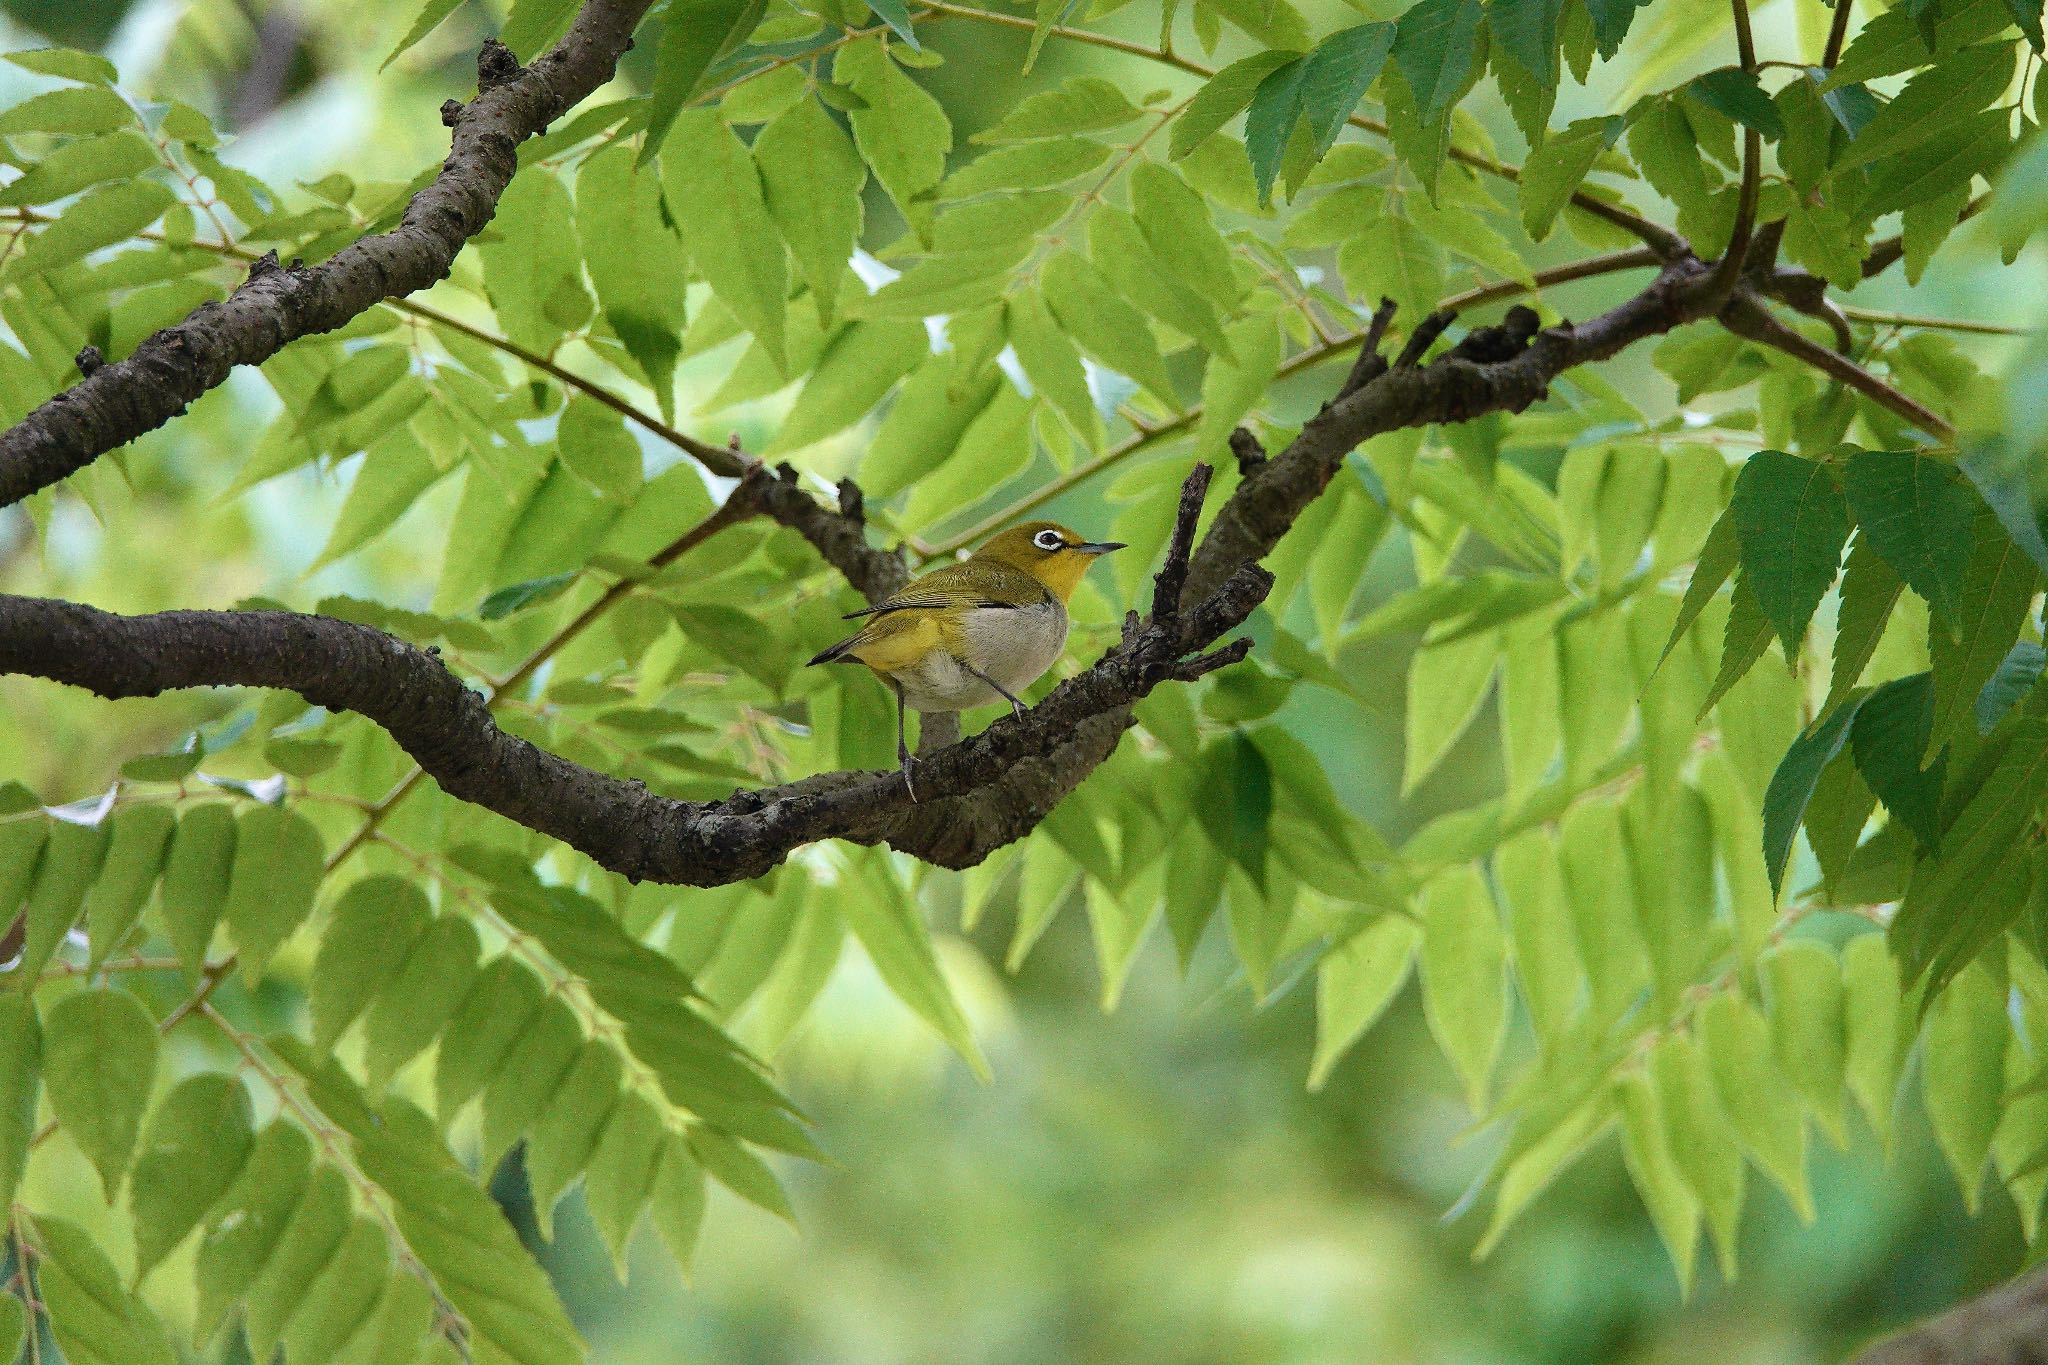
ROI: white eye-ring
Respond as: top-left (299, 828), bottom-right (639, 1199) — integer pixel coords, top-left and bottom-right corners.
top-left (1033, 529), bottom-right (1065, 551)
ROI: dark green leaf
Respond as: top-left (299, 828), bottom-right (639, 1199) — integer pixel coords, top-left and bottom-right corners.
top-left (479, 571), bottom-right (577, 620)
top-left (1393, 0), bottom-right (1485, 123)
top-left (1686, 68), bottom-right (1786, 138)
top-left (1851, 673), bottom-right (1946, 850)
top-left (1170, 51), bottom-right (1299, 161)
top-left (1660, 505), bottom-right (1738, 669)
top-left (1194, 731), bottom-right (1274, 889)
top-left (642, 0), bottom-right (768, 157)
top-left (1978, 642), bottom-right (2046, 734)
top-left (1298, 23), bottom-right (1395, 157)
top-left (1843, 449), bottom-right (1978, 634)
top-left (1762, 698), bottom-right (1864, 893)
top-left (1244, 56), bottom-right (1306, 205)
top-left (1730, 450), bottom-right (1850, 654)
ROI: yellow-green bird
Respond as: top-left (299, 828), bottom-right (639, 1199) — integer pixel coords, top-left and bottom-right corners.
top-left (807, 521), bottom-right (1124, 796)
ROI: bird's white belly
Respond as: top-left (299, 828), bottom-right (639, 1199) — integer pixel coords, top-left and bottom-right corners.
top-left (896, 601), bottom-right (1068, 712)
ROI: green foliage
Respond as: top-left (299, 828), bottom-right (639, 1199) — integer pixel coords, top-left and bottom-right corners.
top-left (0, 0), bottom-right (2044, 1348)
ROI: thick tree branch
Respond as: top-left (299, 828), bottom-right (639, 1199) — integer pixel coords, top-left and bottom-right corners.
top-left (0, 0), bottom-right (655, 508)
top-left (1, 251), bottom-right (1778, 884)
top-left (1849, 1262), bottom-right (2048, 1364)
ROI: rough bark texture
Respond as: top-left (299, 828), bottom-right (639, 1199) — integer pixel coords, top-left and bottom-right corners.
top-left (1, 260), bottom-right (1742, 884)
top-left (1849, 1262), bottom-right (2048, 1364)
top-left (0, 0), bottom-right (654, 507)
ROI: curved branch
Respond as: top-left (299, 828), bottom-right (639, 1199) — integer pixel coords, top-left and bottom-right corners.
top-left (1718, 289), bottom-right (1957, 441)
top-left (1, 255), bottom-right (1747, 885)
top-left (1849, 1262), bottom-right (2048, 1364)
top-left (0, 0), bottom-right (655, 509)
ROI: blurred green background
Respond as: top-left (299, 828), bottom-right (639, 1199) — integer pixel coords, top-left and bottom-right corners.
top-left (0, 0), bottom-right (2038, 1360)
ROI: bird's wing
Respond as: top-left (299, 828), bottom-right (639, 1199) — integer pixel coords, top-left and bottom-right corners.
top-left (840, 561), bottom-right (1047, 619)
top-left (839, 610), bottom-right (945, 673)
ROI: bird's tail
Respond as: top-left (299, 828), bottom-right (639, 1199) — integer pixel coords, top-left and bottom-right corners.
top-left (806, 636), bottom-right (860, 667)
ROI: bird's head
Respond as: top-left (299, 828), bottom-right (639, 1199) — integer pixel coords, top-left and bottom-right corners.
top-left (973, 521), bottom-right (1125, 601)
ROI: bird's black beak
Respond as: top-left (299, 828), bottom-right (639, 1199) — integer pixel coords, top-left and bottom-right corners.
top-left (1076, 541), bottom-right (1126, 555)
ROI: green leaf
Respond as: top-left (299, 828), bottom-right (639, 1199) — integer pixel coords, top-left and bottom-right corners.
top-left (838, 37), bottom-right (953, 229)
top-left (1521, 117), bottom-right (1619, 240)
top-left (0, 85), bottom-right (132, 135)
top-left (281, 1218), bottom-right (391, 1364)
top-left (1921, 959), bottom-right (2007, 1209)
top-left (479, 569), bottom-right (578, 621)
top-left (1931, 513), bottom-right (2040, 745)
top-left (1495, 829), bottom-right (1579, 1039)
top-left (1827, 0), bottom-right (2017, 87)
top-left (22, 819), bottom-right (103, 980)
top-left (1193, 732), bottom-right (1274, 890)
top-left (1169, 51), bottom-right (1299, 160)
top-left (1760, 698), bottom-right (1863, 894)
top-left (1583, 0), bottom-right (1651, 57)
top-left (1698, 992), bottom-right (1814, 1220)
top-left (1393, 0), bottom-right (1484, 123)
top-left (1764, 941), bottom-right (1848, 1144)
top-left (1298, 23), bottom-right (1396, 156)
top-left (33, 1217), bottom-right (176, 1365)
top-left (863, 0), bottom-right (921, 47)
top-left (82, 802), bottom-right (172, 969)
top-left (0, 129), bottom-right (158, 208)
top-left (224, 804), bottom-right (326, 980)
top-left (583, 1093), bottom-right (664, 1275)
top-left (1417, 865), bottom-right (1507, 1109)
top-left (129, 1073), bottom-right (254, 1280)
top-left (1842, 932), bottom-right (1906, 1145)
top-left (1839, 43), bottom-right (2015, 170)
top-left (1660, 506), bottom-right (1738, 668)
top-left (557, 396), bottom-right (643, 502)
top-left (1039, 251), bottom-right (1177, 403)
top-left (193, 1120), bottom-right (312, 1340)
top-left (766, 318), bottom-right (928, 455)
top-left (976, 77), bottom-right (1141, 142)
top-left (1850, 673), bottom-right (1945, 850)
top-left (311, 429), bottom-right (443, 569)
top-left (1616, 1071), bottom-right (1700, 1293)
top-left (384, 0), bottom-right (465, 66)
top-left (1128, 162), bottom-right (1243, 308)
top-left (1243, 56), bottom-right (1307, 205)
top-left (284, 1047), bottom-right (588, 1362)
top-left (160, 803), bottom-right (234, 977)
top-left (1730, 450), bottom-right (1849, 654)
top-left (310, 877), bottom-right (430, 1050)
top-left (477, 165), bottom-right (583, 357)
top-left (524, 1041), bottom-right (623, 1235)
top-left (755, 95), bottom-right (866, 327)
top-left (840, 857), bottom-right (989, 1078)
top-left (642, 0), bottom-right (767, 155)
top-left (20, 179), bottom-right (174, 274)
top-left (1404, 627), bottom-right (1498, 794)
top-left (1686, 68), bottom-right (1786, 138)
top-left (1309, 914), bottom-right (1420, 1089)
top-left (858, 354), bottom-right (1001, 495)
top-left (666, 110), bottom-right (787, 371)
top-left (576, 144), bottom-right (689, 400)
top-left (1650, 1032), bottom-right (1746, 1276)
top-left (1978, 641), bottom-right (2046, 734)
top-left (1829, 535), bottom-right (1905, 706)
top-left (44, 988), bottom-right (159, 1200)
top-left (500, 0), bottom-right (579, 59)
top-left (0, 995), bottom-right (40, 1213)
top-left (363, 915), bottom-right (483, 1090)
top-left (5, 46), bottom-right (118, 84)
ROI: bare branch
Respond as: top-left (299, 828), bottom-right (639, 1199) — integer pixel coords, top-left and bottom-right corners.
top-left (1848, 1262), bottom-right (2048, 1365)
top-left (1719, 290), bottom-right (1957, 441)
top-left (0, 0), bottom-right (657, 508)
top-left (1151, 461), bottom-right (1214, 621)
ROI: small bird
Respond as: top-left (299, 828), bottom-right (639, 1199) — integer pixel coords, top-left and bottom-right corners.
top-left (807, 521), bottom-right (1124, 797)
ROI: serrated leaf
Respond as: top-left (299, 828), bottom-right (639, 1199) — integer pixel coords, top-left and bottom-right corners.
top-left (0, 995), bottom-right (39, 1213)
top-left (1309, 914), bottom-right (1419, 1089)
top-left (1521, 117), bottom-right (1618, 240)
top-left (838, 37), bottom-right (952, 229)
top-left (34, 1217), bottom-right (176, 1365)
top-left (1417, 865), bottom-right (1506, 1109)
top-left (642, 0), bottom-right (767, 155)
top-left (1730, 450), bottom-right (1849, 654)
top-left (1170, 51), bottom-right (1299, 161)
top-left (1930, 513), bottom-right (2040, 745)
top-left (44, 988), bottom-right (158, 1201)
top-left (1244, 56), bottom-right (1307, 205)
top-left (755, 95), bottom-right (865, 327)
top-left (975, 76), bottom-right (1141, 141)
top-left (1298, 23), bottom-right (1396, 157)
top-left (1841, 449), bottom-right (1977, 633)
top-left (1851, 673), bottom-right (1946, 850)
top-left (161, 803), bottom-right (234, 977)
top-left (1686, 68), bottom-right (1786, 138)
top-left (1978, 641), bottom-right (2046, 734)
top-left (224, 804), bottom-right (325, 980)
top-left (82, 802), bottom-right (172, 970)
top-left (129, 1073), bottom-right (254, 1280)
top-left (666, 110), bottom-right (787, 370)
top-left (1394, 0), bottom-right (1484, 123)
top-left (1761, 698), bottom-right (1863, 894)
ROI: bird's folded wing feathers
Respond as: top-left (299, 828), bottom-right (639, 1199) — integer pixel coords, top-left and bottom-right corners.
top-left (842, 594), bottom-right (1017, 620)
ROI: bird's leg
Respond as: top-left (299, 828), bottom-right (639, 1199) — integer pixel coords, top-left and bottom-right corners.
top-left (891, 679), bottom-right (917, 802)
top-left (962, 664), bottom-right (1028, 719)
